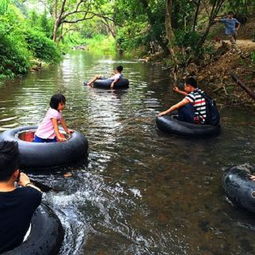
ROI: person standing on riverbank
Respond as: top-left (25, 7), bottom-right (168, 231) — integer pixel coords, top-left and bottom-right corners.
top-left (214, 12), bottom-right (241, 53)
top-left (0, 141), bottom-right (42, 253)
top-left (86, 65), bottom-right (124, 89)
top-left (158, 77), bottom-right (207, 124)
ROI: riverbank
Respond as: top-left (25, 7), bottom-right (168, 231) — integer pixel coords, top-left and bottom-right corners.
top-left (171, 18), bottom-right (255, 108)
top-left (196, 39), bottom-right (255, 107)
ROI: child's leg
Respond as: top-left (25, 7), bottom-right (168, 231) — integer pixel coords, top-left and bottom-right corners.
top-left (229, 34), bottom-right (241, 54)
top-left (45, 137), bottom-right (57, 143)
top-left (87, 75), bottom-right (102, 86)
top-left (177, 103), bottom-right (195, 123)
top-left (33, 135), bottom-right (57, 143)
top-left (33, 135), bottom-right (44, 143)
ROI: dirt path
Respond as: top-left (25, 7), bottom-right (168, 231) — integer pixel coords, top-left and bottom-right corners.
top-left (236, 39), bottom-right (255, 51)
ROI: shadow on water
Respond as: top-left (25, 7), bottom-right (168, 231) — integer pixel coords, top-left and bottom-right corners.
top-left (1, 51), bottom-right (255, 254)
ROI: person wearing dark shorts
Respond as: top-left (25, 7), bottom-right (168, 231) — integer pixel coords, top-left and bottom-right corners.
top-left (158, 77), bottom-right (207, 124)
top-left (0, 141), bottom-right (42, 253)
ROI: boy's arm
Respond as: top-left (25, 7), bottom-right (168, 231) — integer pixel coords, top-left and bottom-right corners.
top-left (52, 118), bottom-right (66, 141)
top-left (158, 98), bottom-right (190, 116)
top-left (236, 19), bottom-right (241, 30)
top-left (19, 172), bottom-right (42, 193)
top-left (110, 79), bottom-right (119, 89)
top-left (173, 86), bottom-right (188, 96)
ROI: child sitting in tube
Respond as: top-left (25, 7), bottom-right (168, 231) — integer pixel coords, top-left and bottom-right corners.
top-left (158, 77), bottom-right (207, 124)
top-left (33, 94), bottom-right (73, 143)
top-left (86, 65), bottom-right (123, 89)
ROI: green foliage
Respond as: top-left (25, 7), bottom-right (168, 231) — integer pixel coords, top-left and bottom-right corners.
top-left (64, 31), bottom-right (87, 46)
top-left (114, 0), bottom-right (164, 55)
top-left (0, 33), bottom-right (30, 78)
top-left (116, 21), bottom-right (148, 52)
top-left (225, 0), bottom-right (255, 16)
top-left (0, 9), bottom-right (31, 78)
top-left (174, 30), bottom-right (200, 49)
top-left (84, 34), bottom-right (116, 56)
top-left (24, 30), bottom-right (61, 63)
top-left (27, 10), bottom-right (53, 38)
top-left (0, 0), bottom-right (9, 15)
top-left (251, 51), bottom-right (255, 64)
top-left (0, 2), bottom-right (61, 79)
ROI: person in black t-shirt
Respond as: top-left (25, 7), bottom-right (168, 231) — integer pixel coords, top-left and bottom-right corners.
top-left (0, 141), bottom-right (42, 253)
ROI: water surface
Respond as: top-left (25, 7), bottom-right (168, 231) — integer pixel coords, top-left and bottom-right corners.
top-left (1, 51), bottom-right (255, 255)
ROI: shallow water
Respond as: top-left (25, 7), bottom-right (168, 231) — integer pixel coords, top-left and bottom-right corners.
top-left (1, 51), bottom-right (255, 254)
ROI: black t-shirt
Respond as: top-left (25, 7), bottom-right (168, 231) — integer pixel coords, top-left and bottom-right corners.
top-left (0, 187), bottom-right (42, 253)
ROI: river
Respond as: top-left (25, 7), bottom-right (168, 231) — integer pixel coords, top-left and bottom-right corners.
top-left (1, 51), bottom-right (255, 255)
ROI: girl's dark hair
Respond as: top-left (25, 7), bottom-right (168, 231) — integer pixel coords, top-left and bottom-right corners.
top-left (0, 141), bottom-right (20, 181)
top-left (50, 94), bottom-right (66, 110)
top-left (185, 77), bottom-right (197, 88)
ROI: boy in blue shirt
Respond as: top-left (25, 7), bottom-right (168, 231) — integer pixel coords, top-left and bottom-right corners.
top-left (215, 12), bottom-right (241, 53)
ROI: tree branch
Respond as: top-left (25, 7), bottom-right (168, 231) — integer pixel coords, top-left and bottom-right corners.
top-left (231, 73), bottom-right (255, 100)
top-left (63, 14), bottom-right (96, 24)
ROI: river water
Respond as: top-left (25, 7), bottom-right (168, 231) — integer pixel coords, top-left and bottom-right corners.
top-left (1, 51), bottom-right (255, 255)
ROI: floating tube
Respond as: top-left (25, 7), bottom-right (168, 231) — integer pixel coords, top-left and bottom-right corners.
top-left (223, 165), bottom-right (255, 213)
top-left (3, 203), bottom-right (64, 255)
top-left (0, 126), bottom-right (88, 169)
top-left (84, 78), bottom-right (129, 89)
top-left (156, 115), bottom-right (220, 137)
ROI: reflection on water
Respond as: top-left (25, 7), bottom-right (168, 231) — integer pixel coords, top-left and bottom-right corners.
top-left (1, 51), bottom-right (255, 254)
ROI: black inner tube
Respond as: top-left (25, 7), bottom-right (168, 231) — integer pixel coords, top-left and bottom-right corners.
top-left (3, 203), bottom-right (64, 255)
top-left (92, 78), bottom-right (129, 89)
top-left (0, 126), bottom-right (88, 169)
top-left (156, 115), bottom-right (220, 137)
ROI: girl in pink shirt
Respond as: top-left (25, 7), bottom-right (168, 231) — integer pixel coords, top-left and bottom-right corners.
top-left (33, 94), bottom-right (73, 143)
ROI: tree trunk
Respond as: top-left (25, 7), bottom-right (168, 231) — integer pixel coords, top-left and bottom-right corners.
top-left (165, 0), bottom-right (178, 82)
top-left (165, 0), bottom-right (175, 47)
top-left (192, 0), bottom-right (201, 32)
top-left (197, 0), bottom-right (225, 49)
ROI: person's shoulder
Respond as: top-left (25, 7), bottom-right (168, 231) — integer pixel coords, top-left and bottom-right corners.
top-left (185, 92), bottom-right (195, 101)
top-left (47, 108), bottom-right (60, 118)
top-left (188, 90), bottom-right (196, 96)
top-left (20, 187), bottom-right (42, 200)
top-left (48, 108), bottom-right (58, 114)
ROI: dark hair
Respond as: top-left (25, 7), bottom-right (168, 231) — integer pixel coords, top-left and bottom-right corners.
top-left (50, 94), bottom-right (66, 110)
top-left (0, 141), bottom-right (20, 181)
top-left (228, 11), bottom-right (234, 16)
top-left (116, 66), bottom-right (123, 72)
top-left (185, 77), bottom-right (197, 88)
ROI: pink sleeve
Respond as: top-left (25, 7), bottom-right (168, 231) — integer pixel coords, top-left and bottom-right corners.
top-left (47, 108), bottom-right (61, 120)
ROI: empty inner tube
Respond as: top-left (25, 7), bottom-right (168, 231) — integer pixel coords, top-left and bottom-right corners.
top-left (92, 78), bottom-right (129, 89)
top-left (0, 126), bottom-right (88, 169)
top-left (223, 165), bottom-right (255, 213)
top-left (3, 203), bottom-right (64, 255)
top-left (156, 115), bottom-right (221, 137)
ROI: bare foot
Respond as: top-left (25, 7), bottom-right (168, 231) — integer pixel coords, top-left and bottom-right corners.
top-left (249, 175), bottom-right (255, 181)
top-left (64, 172), bottom-right (72, 178)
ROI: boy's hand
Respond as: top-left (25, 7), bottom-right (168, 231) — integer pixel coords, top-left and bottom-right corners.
top-left (18, 173), bottom-right (31, 187)
top-left (67, 129), bottom-right (74, 134)
top-left (110, 83), bottom-right (115, 89)
top-left (158, 111), bottom-right (167, 117)
top-left (173, 86), bottom-right (180, 93)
